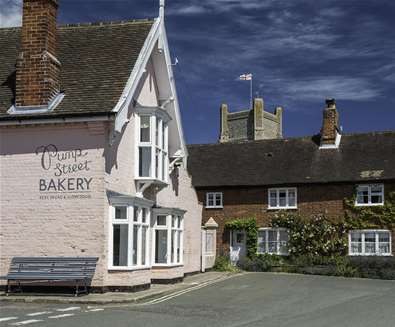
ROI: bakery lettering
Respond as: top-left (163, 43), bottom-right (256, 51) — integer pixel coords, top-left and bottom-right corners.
top-left (36, 144), bottom-right (93, 192)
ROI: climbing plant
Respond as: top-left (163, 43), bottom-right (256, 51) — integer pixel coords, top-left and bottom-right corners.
top-left (344, 191), bottom-right (395, 229)
top-left (225, 218), bottom-right (258, 259)
top-left (272, 213), bottom-right (347, 257)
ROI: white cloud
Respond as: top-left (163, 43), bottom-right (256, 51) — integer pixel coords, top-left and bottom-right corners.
top-left (168, 5), bottom-right (208, 16)
top-left (0, 0), bottom-right (22, 27)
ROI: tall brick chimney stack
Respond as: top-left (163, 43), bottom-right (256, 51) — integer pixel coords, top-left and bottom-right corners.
top-left (15, 0), bottom-right (61, 108)
top-left (320, 98), bottom-right (341, 148)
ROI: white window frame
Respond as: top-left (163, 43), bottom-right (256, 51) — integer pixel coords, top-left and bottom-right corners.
top-left (268, 188), bottom-right (297, 209)
top-left (355, 184), bottom-right (384, 207)
top-left (348, 230), bottom-right (392, 256)
top-left (152, 209), bottom-right (185, 267)
top-left (136, 111), bottom-right (169, 183)
top-left (108, 204), bottom-right (151, 270)
top-left (206, 192), bottom-right (223, 208)
top-left (257, 228), bottom-right (289, 256)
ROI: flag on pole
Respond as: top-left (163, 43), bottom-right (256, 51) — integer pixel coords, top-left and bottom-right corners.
top-left (239, 73), bottom-right (252, 81)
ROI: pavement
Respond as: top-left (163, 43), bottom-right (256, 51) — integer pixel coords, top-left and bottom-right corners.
top-left (0, 271), bottom-right (235, 304)
top-left (1, 272), bottom-right (395, 327)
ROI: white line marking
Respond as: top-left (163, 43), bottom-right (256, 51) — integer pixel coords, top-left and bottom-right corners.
top-left (142, 275), bottom-right (235, 305)
top-left (87, 308), bottom-right (104, 312)
top-left (0, 317), bottom-right (18, 322)
top-left (27, 311), bottom-right (52, 316)
top-left (56, 306), bottom-right (80, 312)
top-left (48, 313), bottom-right (75, 319)
top-left (11, 320), bottom-right (43, 326)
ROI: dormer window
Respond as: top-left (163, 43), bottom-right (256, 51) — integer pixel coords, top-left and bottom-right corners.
top-left (136, 110), bottom-right (170, 183)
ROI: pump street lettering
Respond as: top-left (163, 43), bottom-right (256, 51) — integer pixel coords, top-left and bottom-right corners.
top-left (39, 178), bottom-right (93, 192)
top-left (36, 144), bottom-right (94, 196)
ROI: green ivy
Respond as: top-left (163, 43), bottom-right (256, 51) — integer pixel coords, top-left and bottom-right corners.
top-left (225, 218), bottom-right (258, 258)
top-left (344, 191), bottom-right (395, 229)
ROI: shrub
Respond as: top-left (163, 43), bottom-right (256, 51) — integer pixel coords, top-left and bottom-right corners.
top-left (240, 254), bottom-right (285, 272)
top-left (213, 256), bottom-right (240, 273)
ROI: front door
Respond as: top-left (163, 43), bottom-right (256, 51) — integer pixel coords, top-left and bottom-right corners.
top-left (230, 230), bottom-right (246, 265)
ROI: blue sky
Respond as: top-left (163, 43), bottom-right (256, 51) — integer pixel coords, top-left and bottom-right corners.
top-left (1, 0), bottom-right (394, 144)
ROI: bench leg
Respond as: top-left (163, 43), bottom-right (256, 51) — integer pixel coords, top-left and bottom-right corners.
top-left (75, 280), bottom-right (79, 297)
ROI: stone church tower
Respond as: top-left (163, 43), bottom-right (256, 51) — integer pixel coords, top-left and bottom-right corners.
top-left (219, 98), bottom-right (283, 143)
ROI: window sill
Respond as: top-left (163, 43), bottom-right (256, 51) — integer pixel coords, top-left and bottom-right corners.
top-left (205, 206), bottom-right (223, 209)
top-left (108, 265), bottom-right (151, 271)
top-left (267, 207), bottom-right (297, 211)
top-left (348, 254), bottom-right (393, 257)
top-left (257, 252), bottom-right (289, 256)
top-left (152, 263), bottom-right (184, 268)
top-left (354, 203), bottom-right (384, 207)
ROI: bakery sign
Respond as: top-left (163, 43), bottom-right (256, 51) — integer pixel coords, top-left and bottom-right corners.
top-left (36, 144), bottom-right (93, 199)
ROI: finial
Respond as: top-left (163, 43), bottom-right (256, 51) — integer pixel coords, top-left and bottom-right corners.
top-left (159, 0), bottom-right (165, 21)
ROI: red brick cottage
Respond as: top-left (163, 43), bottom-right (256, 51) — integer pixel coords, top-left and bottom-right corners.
top-left (187, 99), bottom-right (395, 263)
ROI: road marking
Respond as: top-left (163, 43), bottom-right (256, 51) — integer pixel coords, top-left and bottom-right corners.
top-left (0, 317), bottom-right (18, 322)
top-left (87, 308), bottom-right (104, 312)
top-left (11, 320), bottom-right (43, 326)
top-left (27, 311), bottom-right (52, 316)
top-left (143, 275), bottom-right (236, 305)
top-left (56, 306), bottom-right (80, 312)
top-left (48, 313), bottom-right (75, 319)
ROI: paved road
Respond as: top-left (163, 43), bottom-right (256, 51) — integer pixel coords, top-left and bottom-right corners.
top-left (1, 273), bottom-right (395, 327)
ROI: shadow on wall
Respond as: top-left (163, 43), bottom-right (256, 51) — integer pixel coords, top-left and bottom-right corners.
top-left (1, 70), bottom-right (16, 106)
top-left (170, 167), bottom-right (179, 197)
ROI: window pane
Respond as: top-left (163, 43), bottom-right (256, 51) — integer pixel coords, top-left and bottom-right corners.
top-left (113, 224), bottom-right (128, 266)
top-left (139, 147), bottom-right (151, 177)
top-left (157, 215), bottom-right (167, 226)
top-left (378, 232), bottom-right (390, 254)
top-left (162, 152), bottom-right (166, 181)
top-left (132, 225), bottom-right (138, 265)
top-left (177, 216), bottom-right (181, 229)
top-left (133, 206), bottom-right (139, 222)
top-left (357, 186), bottom-right (369, 204)
top-left (115, 207), bottom-right (127, 220)
top-left (378, 232), bottom-right (390, 243)
top-left (371, 185), bottom-right (383, 204)
top-left (258, 231), bottom-right (266, 253)
top-left (269, 191), bottom-right (277, 207)
top-left (177, 231), bottom-right (182, 263)
top-left (155, 118), bottom-right (160, 147)
top-left (268, 230), bottom-right (277, 253)
top-left (215, 194), bottom-right (222, 206)
top-left (155, 229), bottom-right (168, 263)
top-left (140, 116), bottom-right (150, 142)
top-left (142, 208), bottom-right (147, 223)
top-left (155, 149), bottom-right (160, 179)
top-left (142, 226), bottom-right (147, 265)
top-left (288, 189), bottom-right (296, 207)
top-left (171, 230), bottom-right (176, 263)
top-left (172, 215), bottom-right (176, 228)
top-left (364, 232), bottom-right (376, 253)
top-left (162, 124), bottom-right (166, 150)
top-left (279, 191), bottom-right (287, 207)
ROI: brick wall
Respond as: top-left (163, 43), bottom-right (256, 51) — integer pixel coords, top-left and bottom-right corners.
top-left (197, 182), bottom-right (395, 256)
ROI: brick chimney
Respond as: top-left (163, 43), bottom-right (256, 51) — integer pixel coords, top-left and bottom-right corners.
top-left (15, 0), bottom-right (61, 108)
top-left (320, 98), bottom-right (341, 148)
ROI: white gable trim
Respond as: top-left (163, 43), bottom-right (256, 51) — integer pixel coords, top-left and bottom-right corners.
top-left (111, 15), bottom-right (187, 162)
top-left (113, 18), bottom-right (161, 132)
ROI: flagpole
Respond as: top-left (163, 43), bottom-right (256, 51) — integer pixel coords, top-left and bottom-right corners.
top-left (250, 76), bottom-right (253, 109)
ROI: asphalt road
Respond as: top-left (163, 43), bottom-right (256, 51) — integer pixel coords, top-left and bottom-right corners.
top-left (1, 273), bottom-right (395, 327)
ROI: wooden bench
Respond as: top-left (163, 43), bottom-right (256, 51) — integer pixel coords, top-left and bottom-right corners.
top-left (3, 257), bottom-right (98, 296)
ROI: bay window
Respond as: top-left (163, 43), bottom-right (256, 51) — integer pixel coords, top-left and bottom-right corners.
top-left (355, 184), bottom-right (384, 206)
top-left (257, 228), bottom-right (289, 255)
top-left (153, 209), bottom-right (185, 266)
top-left (349, 230), bottom-right (392, 256)
top-left (137, 112), bottom-right (169, 183)
top-left (109, 204), bottom-right (151, 269)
